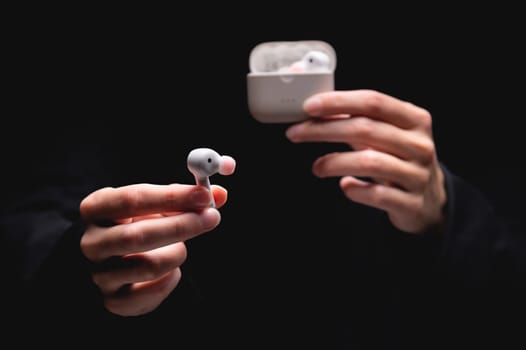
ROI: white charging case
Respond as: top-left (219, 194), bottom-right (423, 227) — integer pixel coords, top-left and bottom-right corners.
top-left (247, 40), bottom-right (336, 123)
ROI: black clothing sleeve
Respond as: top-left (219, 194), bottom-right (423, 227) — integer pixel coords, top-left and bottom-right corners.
top-left (340, 163), bottom-right (526, 349)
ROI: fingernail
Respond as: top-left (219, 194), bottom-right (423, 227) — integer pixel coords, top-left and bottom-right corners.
top-left (303, 96), bottom-right (322, 115)
top-left (285, 123), bottom-right (302, 141)
top-left (201, 208), bottom-right (221, 229)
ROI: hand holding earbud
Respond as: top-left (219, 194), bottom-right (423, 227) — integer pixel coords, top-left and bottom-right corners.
top-left (187, 147), bottom-right (236, 207)
top-left (80, 150), bottom-right (234, 317)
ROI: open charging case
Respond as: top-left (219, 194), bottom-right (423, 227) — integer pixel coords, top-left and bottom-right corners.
top-left (247, 40), bottom-right (337, 123)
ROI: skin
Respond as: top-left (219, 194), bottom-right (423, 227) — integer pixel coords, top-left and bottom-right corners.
top-left (79, 89), bottom-right (445, 317)
top-left (286, 89), bottom-right (447, 234)
top-left (80, 183), bottom-right (229, 316)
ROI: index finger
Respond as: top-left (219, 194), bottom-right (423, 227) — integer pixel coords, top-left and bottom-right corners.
top-left (303, 89), bottom-right (430, 129)
top-left (80, 183), bottom-right (217, 222)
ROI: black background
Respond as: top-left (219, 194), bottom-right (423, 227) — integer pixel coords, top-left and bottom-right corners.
top-left (4, 4), bottom-right (525, 347)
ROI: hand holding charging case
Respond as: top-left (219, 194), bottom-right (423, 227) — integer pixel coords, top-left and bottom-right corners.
top-left (247, 40), bottom-right (336, 123)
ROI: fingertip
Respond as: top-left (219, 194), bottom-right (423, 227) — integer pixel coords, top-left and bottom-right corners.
top-left (303, 96), bottom-right (322, 115)
top-left (211, 185), bottom-right (228, 208)
top-left (202, 207), bottom-right (221, 229)
top-left (285, 123), bottom-right (302, 142)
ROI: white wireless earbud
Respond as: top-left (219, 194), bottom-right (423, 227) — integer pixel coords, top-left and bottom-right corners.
top-left (300, 50), bottom-right (331, 71)
top-left (279, 50), bottom-right (331, 73)
top-left (187, 147), bottom-right (236, 207)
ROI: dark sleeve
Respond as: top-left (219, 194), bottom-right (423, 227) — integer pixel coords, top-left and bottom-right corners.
top-left (1, 127), bottom-right (99, 278)
top-left (439, 163), bottom-right (526, 289)
top-left (437, 163), bottom-right (498, 285)
top-left (387, 162), bottom-right (525, 287)
top-left (381, 163), bottom-right (525, 348)
top-left (0, 126), bottom-right (110, 314)
top-left (370, 163), bottom-right (504, 285)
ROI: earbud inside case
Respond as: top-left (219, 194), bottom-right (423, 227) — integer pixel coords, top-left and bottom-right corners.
top-left (247, 40), bottom-right (336, 123)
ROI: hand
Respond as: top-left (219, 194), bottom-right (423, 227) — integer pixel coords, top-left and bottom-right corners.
top-left (79, 183), bottom-right (229, 316)
top-left (286, 89), bottom-right (446, 234)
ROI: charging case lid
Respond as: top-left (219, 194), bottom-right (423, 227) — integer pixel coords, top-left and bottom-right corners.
top-left (248, 40), bottom-right (337, 75)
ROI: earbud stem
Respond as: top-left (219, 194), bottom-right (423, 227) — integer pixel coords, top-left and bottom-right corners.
top-left (195, 176), bottom-right (215, 208)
